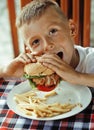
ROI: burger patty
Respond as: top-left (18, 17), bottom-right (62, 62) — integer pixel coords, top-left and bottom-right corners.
top-left (32, 73), bottom-right (60, 86)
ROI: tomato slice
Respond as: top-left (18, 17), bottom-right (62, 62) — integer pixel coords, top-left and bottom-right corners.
top-left (37, 85), bottom-right (56, 92)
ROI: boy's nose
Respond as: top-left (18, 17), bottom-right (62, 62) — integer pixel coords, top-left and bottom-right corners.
top-left (44, 42), bottom-right (55, 51)
top-left (48, 43), bottom-right (54, 49)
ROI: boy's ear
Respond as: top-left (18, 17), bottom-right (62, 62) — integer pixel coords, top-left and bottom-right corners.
top-left (68, 19), bottom-right (77, 38)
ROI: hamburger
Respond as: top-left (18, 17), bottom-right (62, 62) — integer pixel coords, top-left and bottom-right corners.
top-left (24, 62), bottom-right (60, 91)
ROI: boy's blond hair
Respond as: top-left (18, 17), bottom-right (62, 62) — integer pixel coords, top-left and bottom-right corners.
top-left (16, 0), bottom-right (68, 28)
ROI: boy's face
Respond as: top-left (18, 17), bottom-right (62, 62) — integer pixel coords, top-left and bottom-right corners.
top-left (20, 6), bottom-right (75, 64)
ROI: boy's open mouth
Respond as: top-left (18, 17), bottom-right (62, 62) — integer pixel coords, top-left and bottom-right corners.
top-left (57, 51), bottom-right (63, 59)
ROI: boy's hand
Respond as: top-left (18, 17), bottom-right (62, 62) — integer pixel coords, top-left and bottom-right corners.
top-left (39, 53), bottom-right (79, 84)
top-left (4, 53), bottom-right (37, 78)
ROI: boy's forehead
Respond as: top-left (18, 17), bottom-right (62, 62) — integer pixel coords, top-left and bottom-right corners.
top-left (20, 6), bottom-right (68, 39)
top-left (22, 14), bottom-right (65, 33)
top-left (24, 6), bottom-right (66, 27)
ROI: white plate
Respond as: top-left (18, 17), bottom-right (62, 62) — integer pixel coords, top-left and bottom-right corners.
top-left (7, 80), bottom-right (92, 121)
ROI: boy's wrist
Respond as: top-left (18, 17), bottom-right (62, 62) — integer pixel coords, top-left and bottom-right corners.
top-left (0, 66), bottom-right (5, 78)
top-left (0, 65), bottom-right (10, 78)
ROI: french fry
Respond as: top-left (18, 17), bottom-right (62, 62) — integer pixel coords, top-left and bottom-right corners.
top-left (14, 90), bottom-right (79, 118)
top-left (44, 91), bottom-right (57, 98)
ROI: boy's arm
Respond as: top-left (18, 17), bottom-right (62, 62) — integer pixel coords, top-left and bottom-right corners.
top-left (0, 66), bottom-right (5, 78)
top-left (0, 53), bottom-right (36, 78)
top-left (0, 60), bottom-right (25, 78)
top-left (74, 72), bottom-right (94, 87)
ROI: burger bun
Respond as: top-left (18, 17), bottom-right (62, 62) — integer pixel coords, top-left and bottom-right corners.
top-left (24, 62), bottom-right (54, 76)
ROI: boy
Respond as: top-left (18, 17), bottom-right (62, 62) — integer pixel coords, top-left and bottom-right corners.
top-left (0, 52), bottom-right (34, 78)
top-left (16, 0), bottom-right (94, 87)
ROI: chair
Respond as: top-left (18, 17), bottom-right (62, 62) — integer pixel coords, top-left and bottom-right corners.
top-left (7, 0), bottom-right (19, 57)
top-left (60, 0), bottom-right (91, 46)
top-left (7, 0), bottom-right (91, 57)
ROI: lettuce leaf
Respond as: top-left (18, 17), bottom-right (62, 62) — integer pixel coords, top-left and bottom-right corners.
top-left (28, 79), bottom-right (36, 89)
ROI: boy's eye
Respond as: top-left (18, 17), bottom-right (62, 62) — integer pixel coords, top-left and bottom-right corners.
top-left (32, 39), bottom-right (40, 45)
top-left (49, 29), bottom-right (57, 35)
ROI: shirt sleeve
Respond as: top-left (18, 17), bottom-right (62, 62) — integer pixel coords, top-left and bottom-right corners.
top-left (84, 52), bottom-right (94, 73)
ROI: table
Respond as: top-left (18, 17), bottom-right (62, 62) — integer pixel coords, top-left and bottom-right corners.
top-left (0, 78), bottom-right (94, 130)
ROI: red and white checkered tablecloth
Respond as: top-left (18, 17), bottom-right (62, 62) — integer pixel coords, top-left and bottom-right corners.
top-left (0, 79), bottom-right (94, 130)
